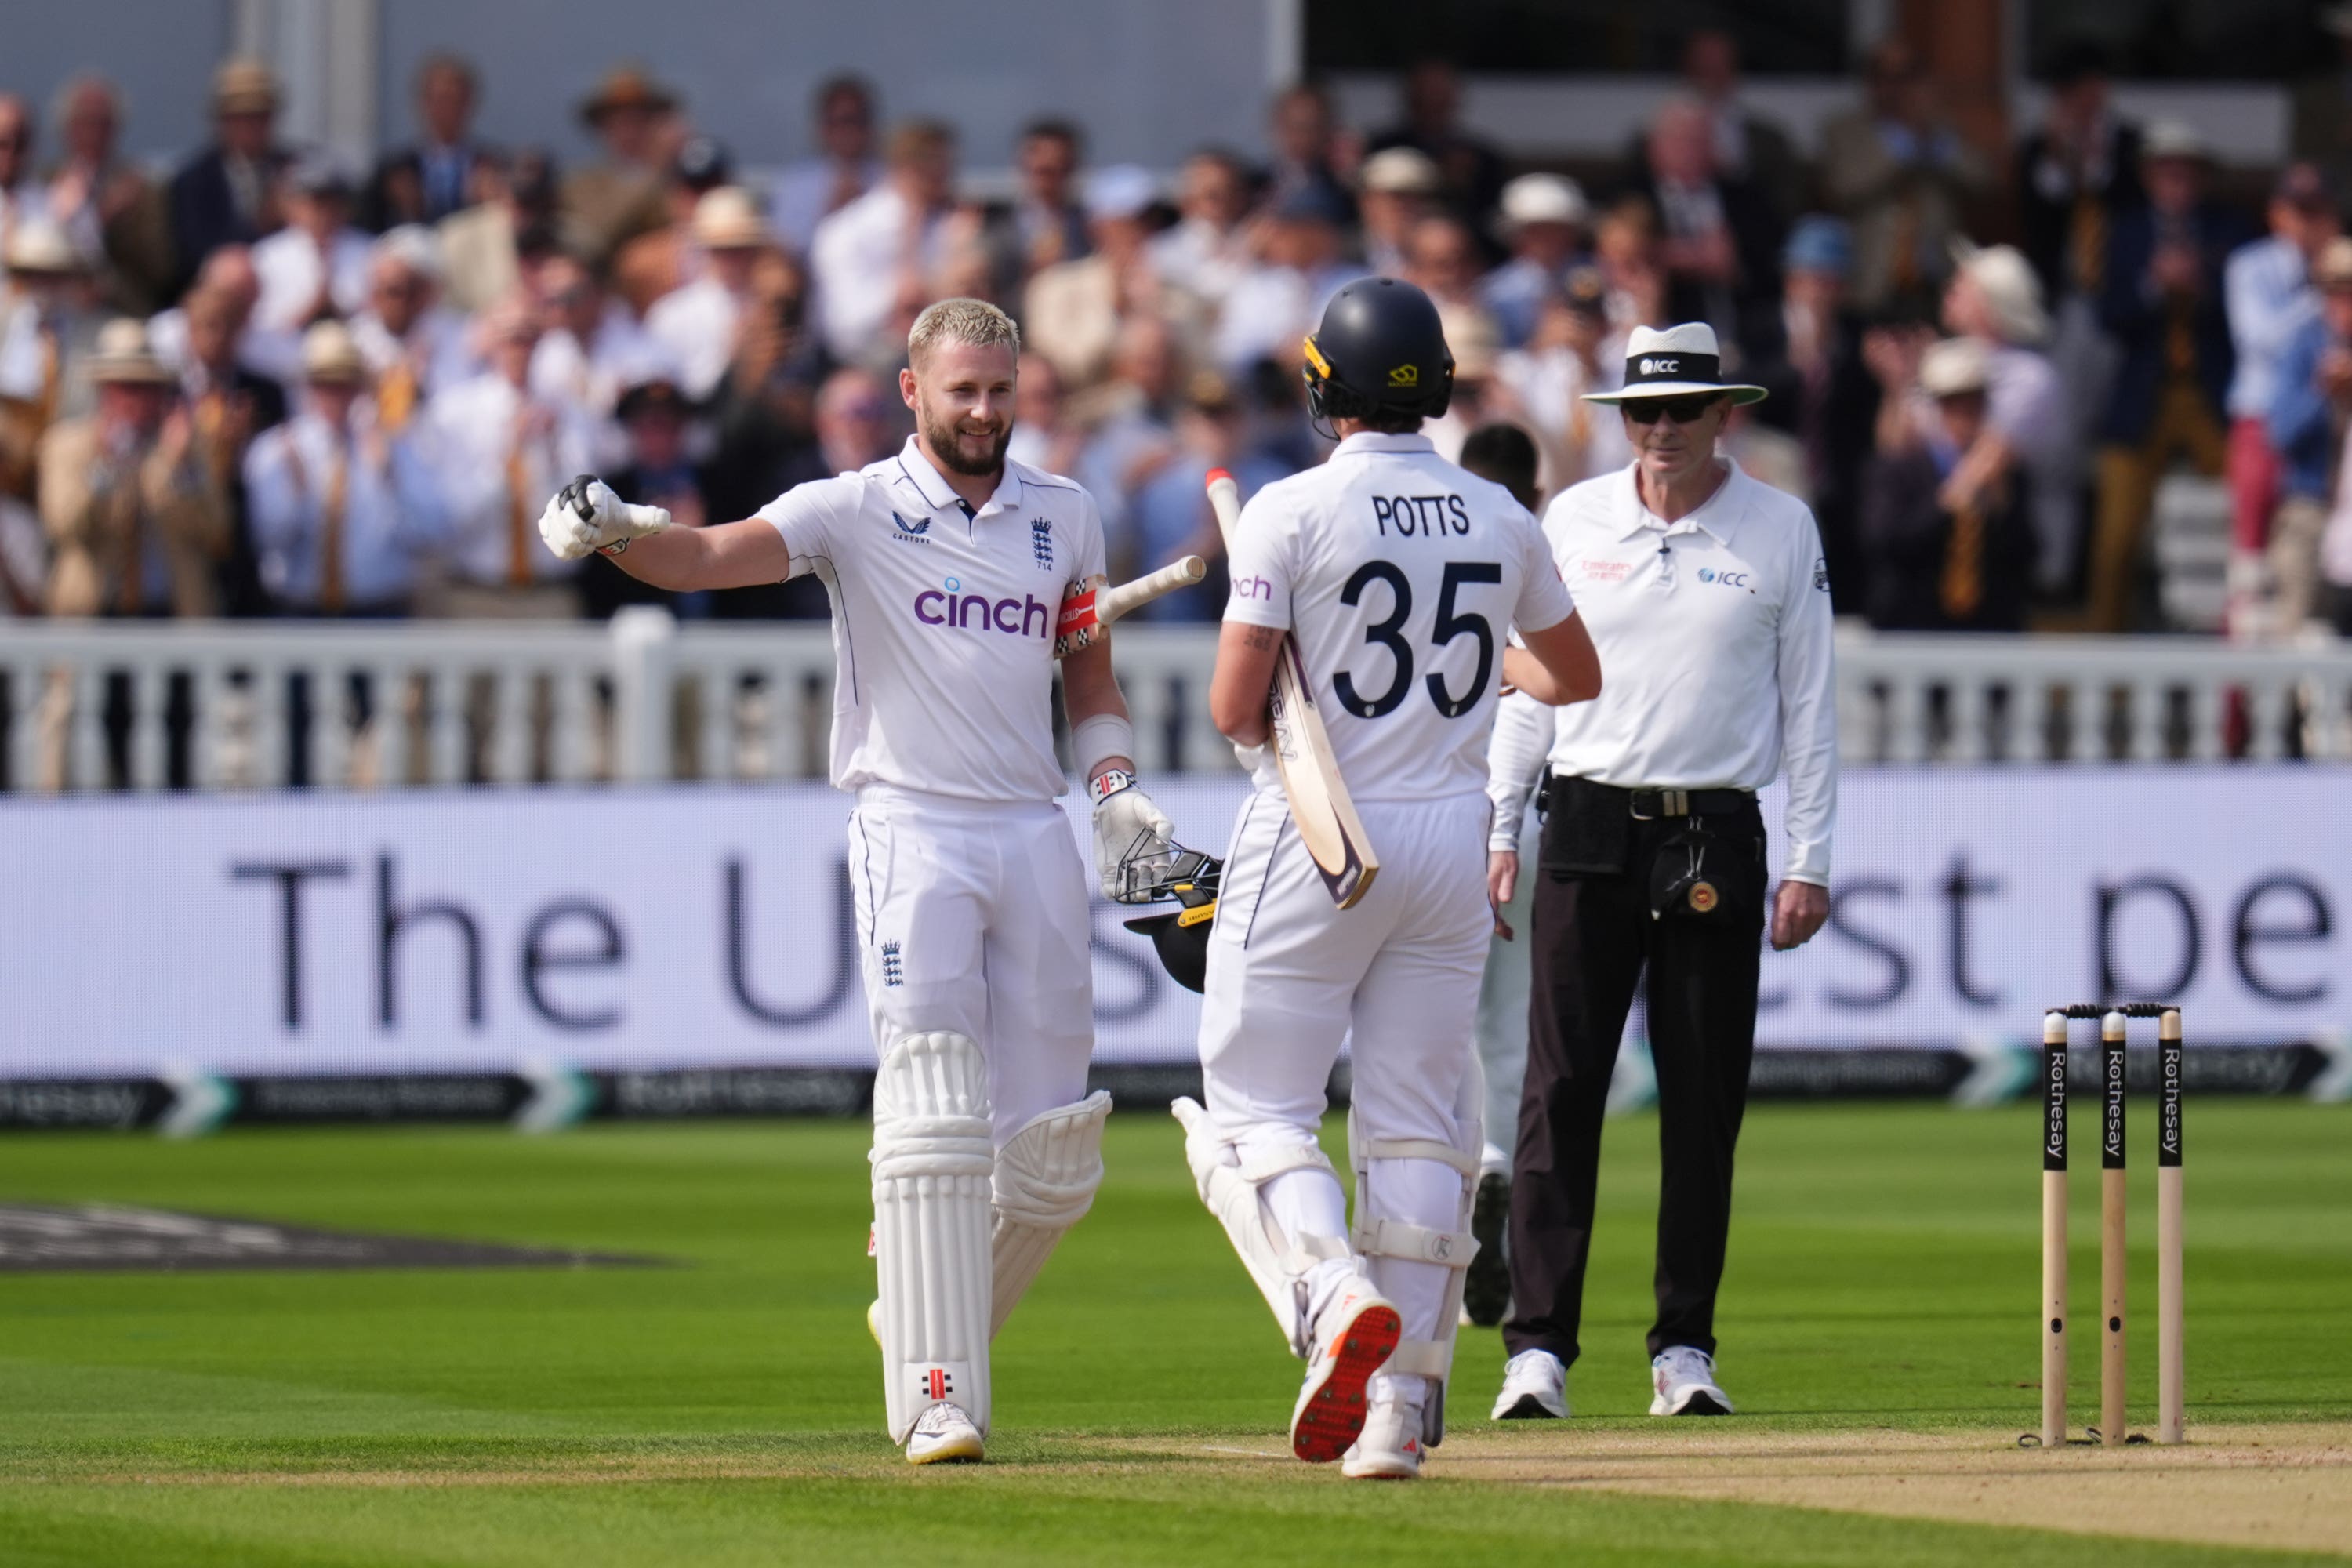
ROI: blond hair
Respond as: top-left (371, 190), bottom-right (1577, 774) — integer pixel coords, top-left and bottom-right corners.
top-left (907, 296), bottom-right (1020, 368)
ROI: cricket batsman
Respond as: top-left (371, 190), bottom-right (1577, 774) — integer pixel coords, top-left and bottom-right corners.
top-left (537, 298), bottom-right (1172, 1465)
top-left (1171, 279), bottom-right (1602, 1479)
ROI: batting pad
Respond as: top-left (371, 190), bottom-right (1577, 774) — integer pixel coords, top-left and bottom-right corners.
top-left (989, 1090), bottom-right (1113, 1338)
top-left (873, 1031), bottom-right (996, 1443)
top-left (1351, 1083), bottom-right (1481, 1447)
top-left (1171, 1096), bottom-right (1352, 1354)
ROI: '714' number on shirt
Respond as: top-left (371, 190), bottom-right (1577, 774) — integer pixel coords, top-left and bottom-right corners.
top-left (1333, 560), bottom-right (1501, 720)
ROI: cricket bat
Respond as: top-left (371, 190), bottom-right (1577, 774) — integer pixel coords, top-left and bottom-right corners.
top-left (1204, 468), bottom-right (1377, 909)
top-left (1054, 555), bottom-right (1206, 657)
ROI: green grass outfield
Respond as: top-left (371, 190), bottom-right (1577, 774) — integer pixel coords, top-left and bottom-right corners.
top-left (0, 1101), bottom-right (2346, 1566)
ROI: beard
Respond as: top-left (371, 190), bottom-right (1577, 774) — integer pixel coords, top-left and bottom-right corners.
top-left (920, 406), bottom-right (1013, 476)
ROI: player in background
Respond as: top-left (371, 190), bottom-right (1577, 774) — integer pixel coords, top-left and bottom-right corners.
top-left (1170, 281), bottom-right (1602, 1479)
top-left (537, 299), bottom-right (1172, 1465)
top-left (1454, 422), bottom-right (1549, 1330)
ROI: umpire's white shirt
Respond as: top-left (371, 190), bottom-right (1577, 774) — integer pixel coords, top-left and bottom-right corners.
top-left (1223, 431), bottom-right (1576, 802)
top-left (1497, 458), bottom-right (1837, 884)
top-left (758, 437), bottom-right (1108, 803)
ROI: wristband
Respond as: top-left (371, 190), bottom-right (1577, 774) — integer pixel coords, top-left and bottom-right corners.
top-left (1087, 767), bottom-right (1138, 805)
top-left (1069, 711), bottom-right (1134, 784)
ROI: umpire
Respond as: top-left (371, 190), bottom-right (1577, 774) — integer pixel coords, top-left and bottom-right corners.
top-left (1485, 322), bottom-right (1837, 1421)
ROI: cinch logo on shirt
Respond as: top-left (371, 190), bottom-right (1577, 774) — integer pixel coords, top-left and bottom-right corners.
top-left (1697, 567), bottom-right (1751, 589)
top-left (891, 511), bottom-right (931, 543)
top-left (913, 575), bottom-right (1054, 638)
top-left (1231, 573), bottom-right (1275, 601)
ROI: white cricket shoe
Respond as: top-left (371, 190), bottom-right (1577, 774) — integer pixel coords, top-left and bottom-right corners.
top-left (1341, 1395), bottom-right (1424, 1479)
top-left (1490, 1348), bottom-right (1569, 1420)
top-left (1650, 1346), bottom-right (1734, 1415)
top-left (1290, 1275), bottom-right (1401, 1463)
top-left (905, 1401), bottom-right (984, 1464)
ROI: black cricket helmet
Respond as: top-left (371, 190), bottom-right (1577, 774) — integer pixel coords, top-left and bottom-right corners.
top-left (1121, 848), bottom-right (1221, 994)
top-left (1301, 277), bottom-right (1454, 426)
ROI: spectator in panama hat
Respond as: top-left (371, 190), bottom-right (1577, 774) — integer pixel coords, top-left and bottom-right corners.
top-left (561, 65), bottom-right (680, 270)
top-left (169, 59), bottom-right (291, 295)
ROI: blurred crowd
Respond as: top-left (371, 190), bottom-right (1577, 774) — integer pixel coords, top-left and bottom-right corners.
top-left (7, 31), bottom-right (2352, 638)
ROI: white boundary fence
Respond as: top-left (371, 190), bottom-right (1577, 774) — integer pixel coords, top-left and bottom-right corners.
top-left (0, 612), bottom-right (2348, 793)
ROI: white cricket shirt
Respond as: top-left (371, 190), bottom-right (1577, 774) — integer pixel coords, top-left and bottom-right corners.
top-left (758, 437), bottom-right (1108, 803)
top-left (1223, 430), bottom-right (1576, 803)
top-left (1490, 458), bottom-right (1837, 884)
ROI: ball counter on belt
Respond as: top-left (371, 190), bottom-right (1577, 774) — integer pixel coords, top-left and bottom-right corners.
top-left (1686, 880), bottom-right (1719, 914)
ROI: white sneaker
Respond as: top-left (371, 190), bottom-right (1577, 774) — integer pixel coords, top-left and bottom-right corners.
top-left (1341, 1395), bottom-right (1424, 1479)
top-left (1650, 1346), bottom-right (1734, 1415)
top-left (904, 1400), bottom-right (984, 1464)
top-left (1490, 1348), bottom-right (1569, 1420)
top-left (1290, 1275), bottom-right (1401, 1463)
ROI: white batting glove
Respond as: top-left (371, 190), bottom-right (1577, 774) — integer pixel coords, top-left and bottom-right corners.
top-left (537, 474), bottom-right (672, 561)
top-left (1090, 769), bottom-right (1177, 902)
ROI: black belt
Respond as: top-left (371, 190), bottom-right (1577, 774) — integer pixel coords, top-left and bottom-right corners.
top-left (1540, 772), bottom-right (1753, 819)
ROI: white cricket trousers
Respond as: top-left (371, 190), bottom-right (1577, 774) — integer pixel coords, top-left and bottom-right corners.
top-left (1474, 804), bottom-right (1541, 1170)
top-left (1198, 789), bottom-right (1493, 1363)
top-left (848, 786), bottom-right (1095, 1144)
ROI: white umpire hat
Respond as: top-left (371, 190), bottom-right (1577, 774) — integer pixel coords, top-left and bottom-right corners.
top-left (1581, 322), bottom-right (1768, 405)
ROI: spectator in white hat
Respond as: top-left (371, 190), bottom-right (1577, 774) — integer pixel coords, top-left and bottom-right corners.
top-left (252, 152), bottom-right (373, 344)
top-left (648, 186), bottom-right (771, 401)
top-left (1859, 335), bottom-right (2032, 631)
top-left (1358, 145), bottom-right (1440, 278)
top-left (1484, 173), bottom-right (1590, 349)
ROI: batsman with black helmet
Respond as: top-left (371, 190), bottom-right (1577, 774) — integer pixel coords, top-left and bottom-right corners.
top-left (1164, 278), bottom-right (1602, 1479)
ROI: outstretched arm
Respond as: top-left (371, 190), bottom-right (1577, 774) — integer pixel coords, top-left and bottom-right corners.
top-left (537, 477), bottom-right (794, 591)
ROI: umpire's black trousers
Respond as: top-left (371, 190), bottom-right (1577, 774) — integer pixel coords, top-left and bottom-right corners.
top-left (1502, 799), bottom-right (1764, 1367)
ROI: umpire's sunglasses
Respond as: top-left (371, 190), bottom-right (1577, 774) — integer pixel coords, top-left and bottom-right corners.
top-left (1624, 395), bottom-right (1726, 426)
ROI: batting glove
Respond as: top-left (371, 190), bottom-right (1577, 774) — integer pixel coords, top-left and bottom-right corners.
top-left (1090, 769), bottom-right (1178, 902)
top-left (538, 474), bottom-right (672, 561)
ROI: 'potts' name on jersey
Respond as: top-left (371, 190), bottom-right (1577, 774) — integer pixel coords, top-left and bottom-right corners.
top-left (1371, 493), bottom-right (1472, 537)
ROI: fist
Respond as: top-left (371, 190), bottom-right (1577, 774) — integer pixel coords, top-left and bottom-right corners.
top-left (538, 474), bottom-right (671, 561)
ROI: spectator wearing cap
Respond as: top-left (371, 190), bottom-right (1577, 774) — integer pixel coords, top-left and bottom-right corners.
top-left (243, 319), bottom-right (444, 618)
top-left (771, 75), bottom-right (880, 256)
top-left (348, 227), bottom-right (479, 434)
top-left (2084, 122), bottom-right (2245, 632)
top-left (426, 299), bottom-right (595, 616)
top-left (1858, 336), bottom-right (2033, 632)
top-left (1485, 174), bottom-right (1591, 350)
top-left (39, 318), bottom-right (227, 619)
top-left (2223, 162), bottom-right (2342, 635)
top-left (2265, 238), bottom-right (2352, 636)
top-left (529, 252), bottom-right (668, 453)
top-left (578, 375), bottom-right (714, 619)
top-left (646, 187), bottom-right (772, 401)
top-left (1358, 146), bottom-right (1441, 278)
top-left (169, 60), bottom-right (291, 294)
top-left (1624, 96), bottom-right (1782, 349)
top-left (1212, 181), bottom-right (1354, 376)
top-left (1264, 83), bottom-right (1356, 223)
top-left (42, 76), bottom-right (174, 315)
top-left (1869, 243), bottom-right (2072, 595)
top-left (1496, 264), bottom-right (1633, 493)
top-left (1649, 31), bottom-right (1806, 226)
top-left (0, 222), bottom-right (104, 499)
top-left (1027, 165), bottom-right (1201, 394)
top-left (1149, 147), bottom-right (1254, 312)
top-left (368, 53), bottom-right (494, 231)
top-left (986, 118), bottom-right (1091, 302)
top-left (1743, 217), bottom-right (1880, 610)
top-left (1818, 38), bottom-right (1991, 316)
top-left (252, 154), bottom-right (372, 343)
top-left (1368, 61), bottom-right (1506, 223)
top-left (612, 134), bottom-right (734, 319)
top-left (810, 120), bottom-right (959, 365)
top-left (561, 66), bottom-right (680, 271)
